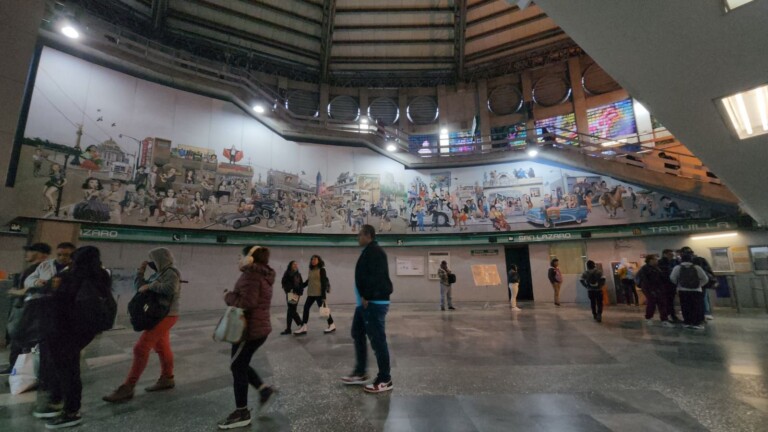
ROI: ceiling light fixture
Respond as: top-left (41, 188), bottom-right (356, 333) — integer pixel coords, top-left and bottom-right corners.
top-left (61, 25), bottom-right (80, 39)
top-left (690, 232), bottom-right (738, 241)
top-left (253, 105), bottom-right (265, 114)
top-left (719, 83), bottom-right (768, 139)
top-left (527, 149), bottom-right (538, 157)
top-left (360, 118), bottom-right (369, 124)
top-left (386, 143), bottom-right (397, 152)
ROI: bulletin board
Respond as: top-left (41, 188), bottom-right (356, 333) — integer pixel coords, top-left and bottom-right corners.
top-left (396, 256), bottom-right (425, 276)
top-left (471, 264), bottom-right (502, 286)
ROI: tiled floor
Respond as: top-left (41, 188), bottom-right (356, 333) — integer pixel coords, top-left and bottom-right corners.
top-left (2, 303), bottom-right (768, 431)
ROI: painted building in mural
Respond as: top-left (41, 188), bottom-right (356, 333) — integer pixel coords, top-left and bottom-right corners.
top-left (14, 47), bottom-right (736, 235)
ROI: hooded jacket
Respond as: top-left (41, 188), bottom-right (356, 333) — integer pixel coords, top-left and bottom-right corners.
top-left (354, 241), bottom-right (393, 301)
top-left (136, 247), bottom-right (181, 316)
top-left (225, 262), bottom-right (275, 340)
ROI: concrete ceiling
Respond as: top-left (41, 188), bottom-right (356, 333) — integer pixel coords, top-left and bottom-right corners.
top-left (534, 0), bottom-right (768, 224)
top-left (69, 0), bottom-right (576, 85)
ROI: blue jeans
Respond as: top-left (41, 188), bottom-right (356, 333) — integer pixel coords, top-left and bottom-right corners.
top-left (351, 304), bottom-right (391, 382)
top-left (703, 289), bottom-right (712, 315)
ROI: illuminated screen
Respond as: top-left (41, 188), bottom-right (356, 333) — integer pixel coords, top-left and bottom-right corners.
top-left (535, 113), bottom-right (577, 143)
top-left (587, 99), bottom-right (637, 138)
top-left (448, 131), bottom-right (478, 153)
top-left (491, 123), bottom-right (527, 148)
top-left (409, 134), bottom-right (439, 155)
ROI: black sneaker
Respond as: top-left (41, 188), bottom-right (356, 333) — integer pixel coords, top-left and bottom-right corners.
top-left (597, 315), bottom-right (602, 323)
top-left (448, 306), bottom-right (456, 311)
top-left (364, 378), bottom-right (394, 394)
top-left (217, 408), bottom-right (251, 430)
top-left (279, 329), bottom-right (292, 335)
top-left (341, 372), bottom-right (370, 385)
top-left (45, 412), bottom-right (82, 429)
top-left (34, 405), bottom-right (63, 419)
top-left (258, 386), bottom-right (276, 413)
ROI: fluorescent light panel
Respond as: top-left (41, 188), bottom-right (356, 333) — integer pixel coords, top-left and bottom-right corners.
top-left (720, 83), bottom-right (768, 139)
top-left (724, 0), bottom-right (756, 12)
top-left (690, 232), bottom-right (738, 241)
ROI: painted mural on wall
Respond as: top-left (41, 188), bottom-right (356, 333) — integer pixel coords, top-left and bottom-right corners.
top-left (14, 48), bottom-right (726, 235)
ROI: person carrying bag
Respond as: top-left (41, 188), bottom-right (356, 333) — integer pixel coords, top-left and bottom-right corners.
top-left (103, 247), bottom-right (181, 404)
top-left (279, 261), bottom-right (304, 335)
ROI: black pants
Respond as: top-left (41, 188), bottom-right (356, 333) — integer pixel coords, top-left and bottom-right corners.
top-left (679, 290), bottom-right (704, 326)
top-left (286, 297), bottom-right (302, 330)
top-left (622, 279), bottom-right (638, 305)
top-left (588, 290), bottom-right (603, 316)
top-left (642, 288), bottom-right (668, 321)
top-left (303, 296), bottom-right (333, 325)
top-left (664, 285), bottom-right (680, 320)
top-left (230, 337), bottom-right (267, 409)
top-left (49, 330), bottom-right (98, 413)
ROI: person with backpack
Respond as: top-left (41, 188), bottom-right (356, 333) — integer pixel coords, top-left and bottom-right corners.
top-left (507, 265), bottom-right (521, 311)
top-left (437, 261), bottom-right (455, 311)
top-left (547, 258), bottom-right (562, 306)
top-left (636, 255), bottom-right (673, 327)
top-left (670, 252), bottom-right (709, 330)
top-left (680, 246), bottom-right (717, 321)
top-left (618, 259), bottom-right (639, 307)
top-left (293, 255), bottom-right (335, 335)
top-left (580, 260), bottom-right (605, 322)
top-left (280, 261), bottom-right (304, 335)
top-left (658, 249), bottom-right (682, 322)
top-left (45, 246), bottom-right (114, 429)
top-left (217, 246), bottom-right (276, 429)
top-left (103, 247), bottom-right (181, 403)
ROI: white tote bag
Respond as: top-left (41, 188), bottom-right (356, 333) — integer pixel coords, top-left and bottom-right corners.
top-left (213, 306), bottom-right (247, 343)
top-left (9, 351), bottom-right (39, 395)
top-left (319, 301), bottom-right (331, 319)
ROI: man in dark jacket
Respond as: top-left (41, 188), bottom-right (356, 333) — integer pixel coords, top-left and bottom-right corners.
top-left (636, 255), bottom-right (672, 326)
top-left (342, 225), bottom-right (394, 394)
top-left (657, 249), bottom-right (681, 322)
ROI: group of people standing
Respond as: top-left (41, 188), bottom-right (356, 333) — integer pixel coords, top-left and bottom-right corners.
top-left (3, 225), bottom-right (395, 430)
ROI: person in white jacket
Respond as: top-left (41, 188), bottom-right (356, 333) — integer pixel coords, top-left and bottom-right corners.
top-left (669, 252), bottom-right (709, 330)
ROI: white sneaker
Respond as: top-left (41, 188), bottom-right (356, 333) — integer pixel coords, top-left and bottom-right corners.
top-left (293, 325), bottom-right (307, 335)
top-left (661, 321), bottom-right (675, 328)
top-left (324, 323), bottom-right (336, 334)
top-left (705, 315), bottom-right (714, 321)
top-left (645, 319), bottom-right (653, 324)
top-left (691, 325), bottom-right (705, 330)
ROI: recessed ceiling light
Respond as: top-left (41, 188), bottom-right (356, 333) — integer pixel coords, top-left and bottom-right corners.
top-left (386, 143), bottom-right (397, 152)
top-left (253, 105), bottom-right (265, 114)
top-left (719, 84), bottom-right (768, 139)
top-left (690, 232), bottom-right (738, 241)
top-left (61, 25), bottom-right (79, 39)
top-left (360, 118), bottom-right (369, 124)
top-left (527, 149), bottom-right (538, 157)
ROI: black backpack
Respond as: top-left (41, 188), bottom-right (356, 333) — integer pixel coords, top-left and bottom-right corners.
top-left (587, 271), bottom-right (601, 288)
top-left (75, 277), bottom-right (117, 333)
top-left (448, 273), bottom-right (457, 284)
top-left (128, 290), bottom-right (170, 332)
top-left (678, 265), bottom-right (700, 289)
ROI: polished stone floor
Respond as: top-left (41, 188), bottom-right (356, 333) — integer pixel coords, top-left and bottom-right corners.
top-left (2, 303), bottom-right (768, 432)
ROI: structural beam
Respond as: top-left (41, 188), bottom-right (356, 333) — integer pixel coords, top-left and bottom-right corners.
top-left (319, 0), bottom-right (337, 83)
top-left (454, 0), bottom-right (467, 82)
top-left (151, 0), bottom-right (168, 34)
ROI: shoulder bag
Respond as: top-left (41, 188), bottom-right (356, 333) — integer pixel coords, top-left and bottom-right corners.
top-left (213, 306), bottom-right (247, 343)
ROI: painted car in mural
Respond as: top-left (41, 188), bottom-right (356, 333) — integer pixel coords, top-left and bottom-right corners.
top-left (12, 47), bottom-right (734, 236)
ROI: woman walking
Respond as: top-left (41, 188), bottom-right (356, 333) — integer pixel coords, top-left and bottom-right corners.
top-left (103, 248), bottom-right (181, 403)
top-left (508, 264), bottom-right (521, 311)
top-left (44, 246), bottom-right (111, 429)
top-left (217, 246), bottom-right (276, 429)
top-left (280, 261), bottom-right (304, 335)
top-left (437, 261), bottom-right (455, 311)
top-left (294, 255), bottom-right (335, 335)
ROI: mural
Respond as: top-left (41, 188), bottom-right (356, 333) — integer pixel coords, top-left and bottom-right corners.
top-left (14, 48), bottom-right (730, 236)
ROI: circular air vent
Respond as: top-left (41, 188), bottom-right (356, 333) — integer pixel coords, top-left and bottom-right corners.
top-left (532, 75), bottom-right (571, 107)
top-left (368, 97), bottom-right (400, 125)
top-left (286, 90), bottom-right (319, 117)
top-left (488, 85), bottom-right (523, 116)
top-left (582, 63), bottom-right (621, 95)
top-left (327, 95), bottom-right (360, 121)
top-left (407, 96), bottom-right (439, 125)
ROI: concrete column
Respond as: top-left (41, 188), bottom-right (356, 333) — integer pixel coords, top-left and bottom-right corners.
top-left (521, 70), bottom-right (536, 141)
top-left (477, 80), bottom-right (491, 151)
top-left (398, 90), bottom-right (408, 133)
top-left (359, 88), bottom-right (369, 120)
top-left (319, 83), bottom-right (330, 121)
top-left (0, 0), bottom-right (46, 225)
top-left (568, 56), bottom-right (589, 144)
top-left (31, 220), bottom-right (80, 249)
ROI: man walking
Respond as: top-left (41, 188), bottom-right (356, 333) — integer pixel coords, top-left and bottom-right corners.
top-left (341, 225), bottom-right (394, 393)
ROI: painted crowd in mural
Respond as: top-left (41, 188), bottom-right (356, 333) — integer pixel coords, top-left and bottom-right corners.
top-left (14, 48), bottom-right (725, 235)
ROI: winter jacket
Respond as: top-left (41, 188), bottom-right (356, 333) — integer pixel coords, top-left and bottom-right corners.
top-left (355, 241), bottom-right (393, 302)
top-left (281, 271), bottom-right (304, 295)
top-left (670, 262), bottom-right (709, 292)
top-left (225, 262), bottom-right (275, 340)
top-left (636, 264), bottom-right (666, 294)
top-left (580, 269), bottom-right (604, 290)
top-left (438, 268), bottom-right (451, 285)
top-left (136, 248), bottom-right (181, 316)
top-left (54, 267), bottom-right (112, 335)
top-left (508, 269), bottom-right (520, 284)
top-left (548, 267), bottom-right (562, 284)
top-left (24, 258), bottom-right (66, 289)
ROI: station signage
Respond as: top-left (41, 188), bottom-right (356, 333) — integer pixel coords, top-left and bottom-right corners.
top-left (471, 249), bottom-right (499, 256)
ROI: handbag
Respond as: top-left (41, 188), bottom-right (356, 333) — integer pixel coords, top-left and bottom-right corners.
top-left (213, 306), bottom-right (247, 343)
top-left (287, 292), bottom-right (300, 305)
top-left (319, 301), bottom-right (331, 319)
top-left (9, 350), bottom-right (39, 395)
top-left (128, 290), bottom-right (171, 332)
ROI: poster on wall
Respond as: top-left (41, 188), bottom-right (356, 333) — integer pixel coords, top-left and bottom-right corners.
top-left (12, 47), bottom-right (737, 238)
top-left (428, 252), bottom-right (451, 280)
top-left (731, 246), bottom-right (752, 273)
top-left (470, 264), bottom-right (501, 286)
top-left (709, 247), bottom-right (733, 273)
top-left (396, 256), bottom-right (425, 276)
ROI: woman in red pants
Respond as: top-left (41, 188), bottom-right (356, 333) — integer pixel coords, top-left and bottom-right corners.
top-left (103, 247), bottom-right (181, 403)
